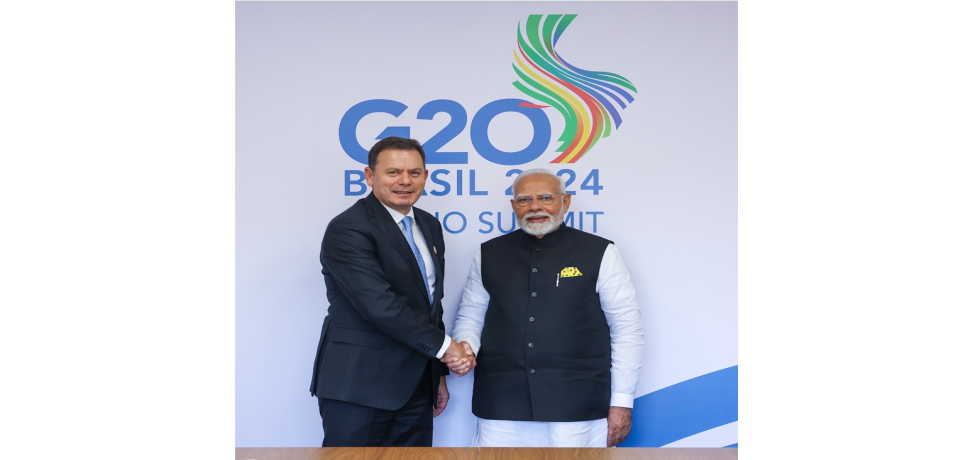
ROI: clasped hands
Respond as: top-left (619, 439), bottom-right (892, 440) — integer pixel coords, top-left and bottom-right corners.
top-left (440, 340), bottom-right (476, 376)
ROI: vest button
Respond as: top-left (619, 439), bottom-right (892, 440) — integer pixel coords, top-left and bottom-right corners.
top-left (532, 268), bottom-right (538, 273)
top-left (528, 342), bottom-right (534, 348)
top-left (529, 317), bottom-right (535, 322)
top-left (529, 368), bottom-right (535, 374)
top-left (531, 292), bottom-right (537, 297)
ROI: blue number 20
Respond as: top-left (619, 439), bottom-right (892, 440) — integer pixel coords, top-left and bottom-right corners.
top-left (338, 98), bottom-right (551, 166)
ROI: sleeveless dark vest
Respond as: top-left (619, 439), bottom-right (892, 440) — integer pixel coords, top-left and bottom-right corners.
top-left (473, 224), bottom-right (612, 421)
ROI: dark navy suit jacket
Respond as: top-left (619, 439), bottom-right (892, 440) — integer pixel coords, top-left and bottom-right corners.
top-left (310, 192), bottom-right (448, 410)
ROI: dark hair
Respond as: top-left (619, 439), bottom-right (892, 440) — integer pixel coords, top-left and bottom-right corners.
top-left (367, 137), bottom-right (426, 171)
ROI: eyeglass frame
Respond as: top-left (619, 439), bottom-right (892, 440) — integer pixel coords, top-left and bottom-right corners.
top-left (512, 193), bottom-right (566, 207)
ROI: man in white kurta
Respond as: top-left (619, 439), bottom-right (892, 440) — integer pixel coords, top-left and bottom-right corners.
top-left (451, 169), bottom-right (644, 447)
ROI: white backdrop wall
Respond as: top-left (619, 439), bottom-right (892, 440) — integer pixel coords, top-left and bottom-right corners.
top-left (236, 1), bottom-right (737, 448)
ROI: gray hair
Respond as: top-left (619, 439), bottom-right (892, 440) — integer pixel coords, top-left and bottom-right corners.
top-left (511, 168), bottom-right (566, 197)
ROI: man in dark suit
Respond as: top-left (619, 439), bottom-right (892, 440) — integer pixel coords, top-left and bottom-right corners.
top-left (310, 137), bottom-right (473, 447)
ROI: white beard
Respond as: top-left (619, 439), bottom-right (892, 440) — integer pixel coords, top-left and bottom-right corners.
top-left (519, 203), bottom-right (566, 236)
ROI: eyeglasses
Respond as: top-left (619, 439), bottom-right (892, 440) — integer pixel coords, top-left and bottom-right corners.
top-left (513, 193), bottom-right (564, 207)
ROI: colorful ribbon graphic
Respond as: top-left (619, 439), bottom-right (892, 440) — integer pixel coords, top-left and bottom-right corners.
top-left (513, 14), bottom-right (638, 163)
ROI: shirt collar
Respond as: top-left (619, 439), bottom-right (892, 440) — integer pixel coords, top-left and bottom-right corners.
top-left (523, 222), bottom-right (570, 245)
top-left (379, 201), bottom-right (416, 226)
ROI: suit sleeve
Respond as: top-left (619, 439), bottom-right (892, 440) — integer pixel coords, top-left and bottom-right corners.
top-left (429, 215), bottom-right (451, 376)
top-left (321, 215), bottom-right (448, 358)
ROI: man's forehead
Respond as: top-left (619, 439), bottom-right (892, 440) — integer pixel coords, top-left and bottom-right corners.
top-left (377, 148), bottom-right (424, 165)
top-left (515, 175), bottom-right (561, 194)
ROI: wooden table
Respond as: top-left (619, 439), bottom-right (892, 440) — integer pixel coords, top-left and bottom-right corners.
top-left (235, 447), bottom-right (737, 460)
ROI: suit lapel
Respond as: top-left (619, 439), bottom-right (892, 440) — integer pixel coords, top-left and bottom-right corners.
top-left (414, 210), bottom-right (443, 303)
top-left (415, 208), bottom-right (443, 278)
top-left (364, 194), bottom-right (430, 303)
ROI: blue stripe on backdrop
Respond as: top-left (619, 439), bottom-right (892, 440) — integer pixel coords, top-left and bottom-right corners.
top-left (619, 365), bottom-right (738, 447)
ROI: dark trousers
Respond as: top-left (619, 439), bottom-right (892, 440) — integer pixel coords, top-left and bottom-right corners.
top-left (318, 367), bottom-right (434, 447)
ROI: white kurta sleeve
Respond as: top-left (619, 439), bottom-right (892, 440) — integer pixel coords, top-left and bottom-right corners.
top-left (597, 243), bottom-right (644, 408)
top-left (452, 250), bottom-right (490, 355)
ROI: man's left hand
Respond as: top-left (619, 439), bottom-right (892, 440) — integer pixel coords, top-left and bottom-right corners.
top-left (433, 376), bottom-right (450, 416)
top-left (607, 406), bottom-right (632, 447)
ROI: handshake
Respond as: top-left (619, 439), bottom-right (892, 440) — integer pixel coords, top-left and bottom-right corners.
top-left (440, 340), bottom-right (476, 377)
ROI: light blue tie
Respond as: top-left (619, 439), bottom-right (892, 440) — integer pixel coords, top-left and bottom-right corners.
top-left (401, 216), bottom-right (432, 304)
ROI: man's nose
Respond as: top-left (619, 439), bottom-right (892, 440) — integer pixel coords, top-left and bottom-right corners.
top-left (397, 172), bottom-right (413, 184)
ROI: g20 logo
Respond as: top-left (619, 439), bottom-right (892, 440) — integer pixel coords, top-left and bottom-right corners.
top-left (338, 98), bottom-right (552, 166)
top-left (339, 14), bottom-right (637, 167)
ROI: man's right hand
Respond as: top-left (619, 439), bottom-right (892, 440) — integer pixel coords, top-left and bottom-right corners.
top-left (441, 340), bottom-right (476, 376)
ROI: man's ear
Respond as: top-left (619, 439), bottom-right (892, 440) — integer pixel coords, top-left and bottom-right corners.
top-left (364, 166), bottom-right (374, 187)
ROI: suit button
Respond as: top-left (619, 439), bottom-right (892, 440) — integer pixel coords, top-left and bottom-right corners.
top-left (528, 342), bottom-right (534, 348)
top-left (529, 368), bottom-right (535, 373)
top-left (529, 317), bottom-right (535, 322)
top-left (532, 268), bottom-right (538, 273)
top-left (531, 292), bottom-right (537, 297)
top-left (534, 248), bottom-right (540, 253)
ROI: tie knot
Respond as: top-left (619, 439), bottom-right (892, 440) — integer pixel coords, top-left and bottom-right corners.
top-left (402, 216), bottom-right (413, 230)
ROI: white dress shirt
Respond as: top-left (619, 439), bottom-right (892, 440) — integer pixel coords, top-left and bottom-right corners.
top-left (379, 203), bottom-right (451, 358)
